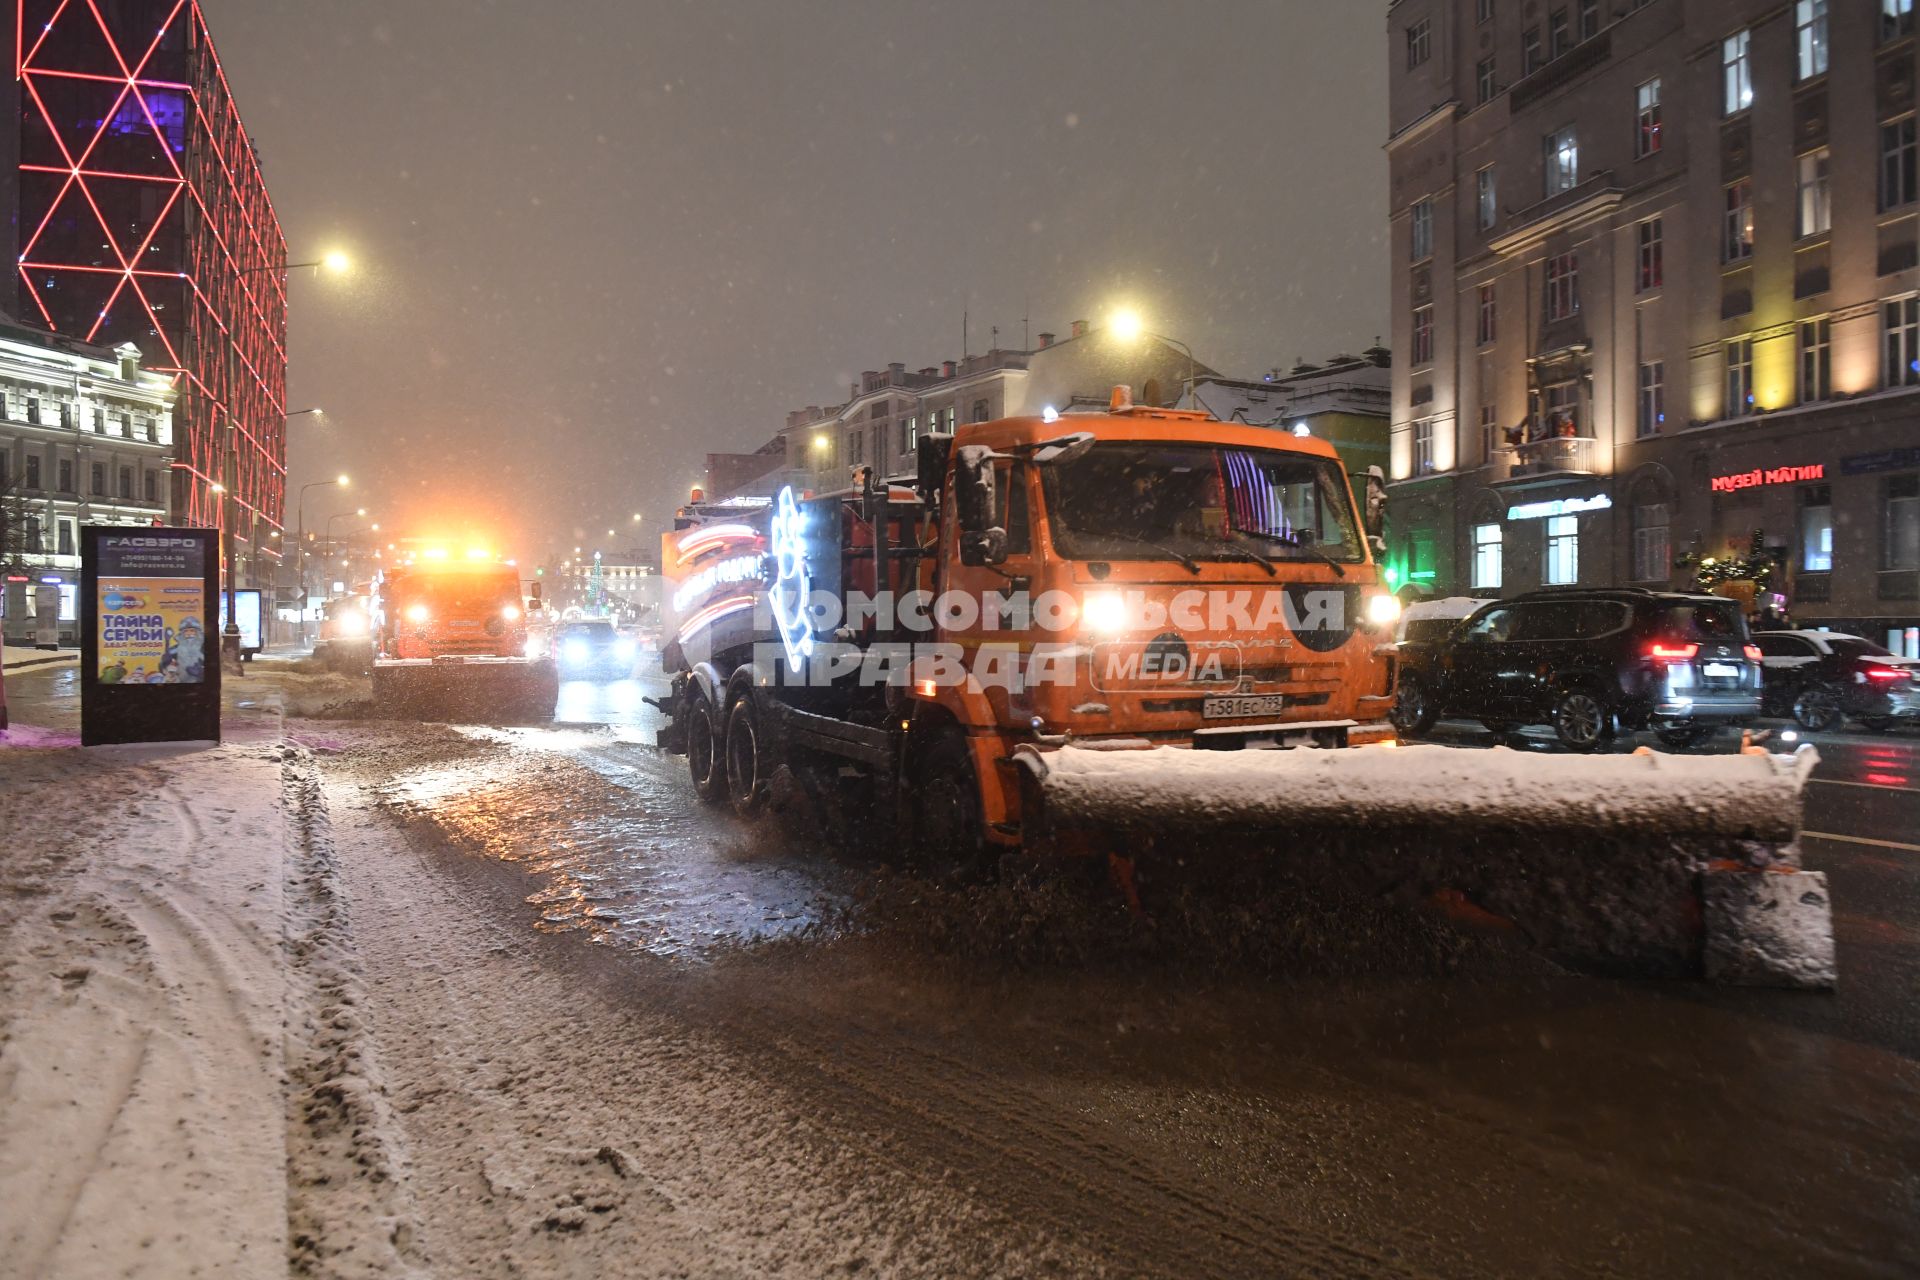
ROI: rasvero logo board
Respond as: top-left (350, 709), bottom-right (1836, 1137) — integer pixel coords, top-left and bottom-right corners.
top-left (1709, 463), bottom-right (1825, 493)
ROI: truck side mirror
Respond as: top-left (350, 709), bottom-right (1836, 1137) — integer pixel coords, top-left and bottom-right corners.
top-left (1363, 466), bottom-right (1387, 541)
top-left (529, 581), bottom-right (543, 606)
top-left (954, 445), bottom-right (1007, 566)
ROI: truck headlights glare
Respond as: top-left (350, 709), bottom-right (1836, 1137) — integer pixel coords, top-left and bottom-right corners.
top-left (1366, 593), bottom-right (1403, 626)
top-left (404, 603), bottom-right (430, 624)
top-left (1080, 590), bottom-right (1128, 634)
top-left (501, 604), bottom-right (522, 622)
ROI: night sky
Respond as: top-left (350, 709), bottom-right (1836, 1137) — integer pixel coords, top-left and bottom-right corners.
top-left (208, 0), bottom-right (1386, 562)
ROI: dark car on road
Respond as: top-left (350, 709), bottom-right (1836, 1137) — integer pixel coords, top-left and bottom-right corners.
top-left (552, 619), bottom-right (638, 681)
top-left (1753, 629), bottom-right (1920, 732)
top-left (1391, 588), bottom-right (1763, 751)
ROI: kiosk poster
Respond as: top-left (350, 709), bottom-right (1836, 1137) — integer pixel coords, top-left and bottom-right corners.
top-left (96, 534), bottom-right (209, 685)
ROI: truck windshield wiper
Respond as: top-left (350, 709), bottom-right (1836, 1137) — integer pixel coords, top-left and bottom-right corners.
top-left (1240, 526), bottom-right (1346, 577)
top-left (1205, 531), bottom-right (1276, 576)
top-left (1096, 531), bottom-right (1202, 575)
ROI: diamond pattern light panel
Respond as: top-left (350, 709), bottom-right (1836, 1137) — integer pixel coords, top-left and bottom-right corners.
top-left (15, 0), bottom-right (288, 554)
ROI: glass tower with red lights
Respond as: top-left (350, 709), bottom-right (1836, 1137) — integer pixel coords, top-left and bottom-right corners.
top-left (10, 0), bottom-right (288, 582)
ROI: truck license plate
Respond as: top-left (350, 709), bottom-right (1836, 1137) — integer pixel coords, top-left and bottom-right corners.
top-left (1202, 694), bottom-right (1286, 720)
top-left (1702, 662), bottom-right (1739, 679)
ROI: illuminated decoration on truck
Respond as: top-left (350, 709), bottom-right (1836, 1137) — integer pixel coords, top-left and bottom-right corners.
top-left (671, 553), bottom-right (765, 614)
top-left (1709, 463), bottom-right (1824, 493)
top-left (768, 486), bottom-right (814, 673)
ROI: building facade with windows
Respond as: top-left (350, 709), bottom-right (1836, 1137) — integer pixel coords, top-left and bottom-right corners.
top-left (1387, 0), bottom-right (1920, 654)
top-left (0, 319), bottom-right (175, 644)
top-left (5, 1), bottom-right (290, 592)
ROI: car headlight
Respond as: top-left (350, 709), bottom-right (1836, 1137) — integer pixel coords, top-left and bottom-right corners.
top-left (336, 613), bottom-right (365, 637)
top-left (523, 636), bottom-right (544, 659)
top-left (562, 639), bottom-right (590, 664)
top-left (1366, 593), bottom-right (1403, 626)
top-left (405, 603), bottom-right (430, 624)
top-left (1080, 590), bottom-right (1129, 635)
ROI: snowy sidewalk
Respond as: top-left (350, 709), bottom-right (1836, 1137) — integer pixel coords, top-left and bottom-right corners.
top-left (0, 743), bottom-right (305, 1278)
top-left (3, 644), bottom-right (76, 671)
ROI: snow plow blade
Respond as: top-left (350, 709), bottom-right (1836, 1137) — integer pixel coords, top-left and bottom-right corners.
top-left (371, 657), bottom-right (559, 723)
top-left (1015, 742), bottom-right (1833, 988)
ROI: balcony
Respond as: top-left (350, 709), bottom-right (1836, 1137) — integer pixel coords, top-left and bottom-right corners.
top-left (1509, 31), bottom-right (1612, 111)
top-left (1505, 434), bottom-right (1597, 481)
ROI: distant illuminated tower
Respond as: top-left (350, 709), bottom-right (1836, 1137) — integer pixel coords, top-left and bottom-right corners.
top-left (589, 551), bottom-right (605, 613)
top-left (7, 1), bottom-right (289, 581)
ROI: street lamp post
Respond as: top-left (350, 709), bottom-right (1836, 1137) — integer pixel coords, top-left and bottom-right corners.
top-left (296, 473), bottom-right (348, 641)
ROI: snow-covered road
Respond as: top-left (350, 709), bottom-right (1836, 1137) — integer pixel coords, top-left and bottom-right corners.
top-left (4, 697), bottom-right (1918, 1277)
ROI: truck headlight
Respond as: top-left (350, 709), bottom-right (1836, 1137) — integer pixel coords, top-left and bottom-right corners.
top-left (1080, 590), bottom-right (1128, 635)
top-left (501, 604), bottom-right (522, 622)
top-left (1366, 593), bottom-right (1403, 626)
top-left (337, 613), bottom-right (365, 637)
top-left (405, 603), bottom-right (430, 624)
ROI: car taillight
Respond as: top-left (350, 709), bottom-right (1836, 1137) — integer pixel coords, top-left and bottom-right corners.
top-left (1743, 644), bottom-right (1762, 661)
top-left (1864, 665), bottom-right (1910, 682)
top-left (1649, 642), bottom-right (1699, 661)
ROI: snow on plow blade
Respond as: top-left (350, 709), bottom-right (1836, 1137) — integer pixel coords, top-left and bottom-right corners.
top-left (371, 657), bottom-right (559, 723)
top-left (1015, 743), bottom-right (1834, 988)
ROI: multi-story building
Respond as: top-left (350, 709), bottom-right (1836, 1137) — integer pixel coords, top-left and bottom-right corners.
top-left (1387, 0), bottom-right (1920, 655)
top-left (1179, 346), bottom-right (1394, 492)
top-left (707, 320), bottom-right (1216, 500)
top-left (6, 0), bottom-right (289, 590)
top-left (0, 319), bottom-right (176, 643)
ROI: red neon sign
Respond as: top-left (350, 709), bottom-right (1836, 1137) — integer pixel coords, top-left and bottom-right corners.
top-left (1710, 463), bottom-right (1824, 494)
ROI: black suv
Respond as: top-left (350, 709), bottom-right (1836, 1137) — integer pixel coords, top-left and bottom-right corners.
top-left (1753, 629), bottom-right (1920, 731)
top-left (1391, 589), bottom-right (1763, 751)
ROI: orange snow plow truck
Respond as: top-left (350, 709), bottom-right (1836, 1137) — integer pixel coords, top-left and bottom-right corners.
top-left (652, 392), bottom-right (1836, 986)
top-left (369, 551), bottom-right (557, 720)
top-left (654, 391), bottom-right (1402, 866)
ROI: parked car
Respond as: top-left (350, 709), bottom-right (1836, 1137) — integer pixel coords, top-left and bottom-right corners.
top-left (552, 619), bottom-right (638, 680)
top-left (1392, 588), bottom-right (1763, 751)
top-left (1753, 629), bottom-right (1920, 732)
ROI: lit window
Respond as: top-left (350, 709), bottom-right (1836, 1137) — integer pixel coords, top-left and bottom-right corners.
top-left (1637, 218), bottom-right (1663, 292)
top-left (1724, 180), bottom-right (1754, 261)
top-left (1801, 485), bottom-right (1833, 572)
top-left (1472, 523), bottom-right (1503, 589)
top-left (1407, 18), bottom-right (1431, 69)
top-left (1412, 419), bottom-right (1436, 475)
top-left (1881, 118), bottom-right (1917, 211)
top-left (1544, 381), bottom-right (1579, 436)
top-left (1478, 285), bottom-right (1497, 346)
top-left (1800, 318), bottom-right (1831, 403)
top-left (1884, 0), bottom-right (1914, 44)
top-left (1726, 338), bottom-right (1754, 413)
top-left (1635, 79), bottom-right (1662, 158)
top-left (1797, 149), bottom-right (1832, 236)
top-left (1544, 126), bottom-right (1579, 194)
top-left (1796, 1), bottom-right (1828, 80)
top-left (1723, 30), bottom-right (1752, 115)
top-left (1476, 167), bottom-right (1498, 230)
top-left (1545, 515), bottom-right (1579, 585)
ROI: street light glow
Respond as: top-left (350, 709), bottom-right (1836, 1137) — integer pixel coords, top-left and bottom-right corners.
top-left (322, 250), bottom-right (351, 274)
top-left (337, 474), bottom-right (350, 487)
top-left (1108, 307), bottom-right (1144, 343)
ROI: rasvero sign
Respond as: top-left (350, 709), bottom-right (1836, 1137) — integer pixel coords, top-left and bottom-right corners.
top-left (1710, 463), bottom-right (1824, 494)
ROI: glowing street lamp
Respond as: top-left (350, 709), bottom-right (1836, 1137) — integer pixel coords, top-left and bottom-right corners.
top-left (1107, 307), bottom-right (1144, 343)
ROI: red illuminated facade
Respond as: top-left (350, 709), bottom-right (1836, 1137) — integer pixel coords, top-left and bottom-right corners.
top-left (9, 0), bottom-right (287, 581)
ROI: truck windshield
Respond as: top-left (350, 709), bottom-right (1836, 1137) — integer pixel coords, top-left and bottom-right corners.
top-left (1041, 443), bottom-right (1363, 564)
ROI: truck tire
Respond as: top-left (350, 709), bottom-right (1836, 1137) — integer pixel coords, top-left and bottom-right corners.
top-left (911, 728), bottom-right (989, 884)
top-left (686, 692), bottom-right (726, 805)
top-left (725, 694), bottom-right (773, 818)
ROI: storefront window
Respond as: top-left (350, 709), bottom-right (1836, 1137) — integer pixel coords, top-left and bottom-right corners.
top-left (1800, 484), bottom-right (1833, 572)
top-left (1545, 514), bottom-right (1579, 585)
top-left (1887, 474), bottom-right (1919, 570)
top-left (1471, 522), bottom-right (1502, 589)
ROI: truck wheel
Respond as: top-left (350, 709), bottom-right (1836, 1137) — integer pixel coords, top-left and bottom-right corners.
top-left (1390, 673), bottom-right (1439, 737)
top-left (912, 729), bottom-right (989, 884)
top-left (725, 695), bottom-right (773, 817)
top-left (686, 692), bottom-right (726, 805)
